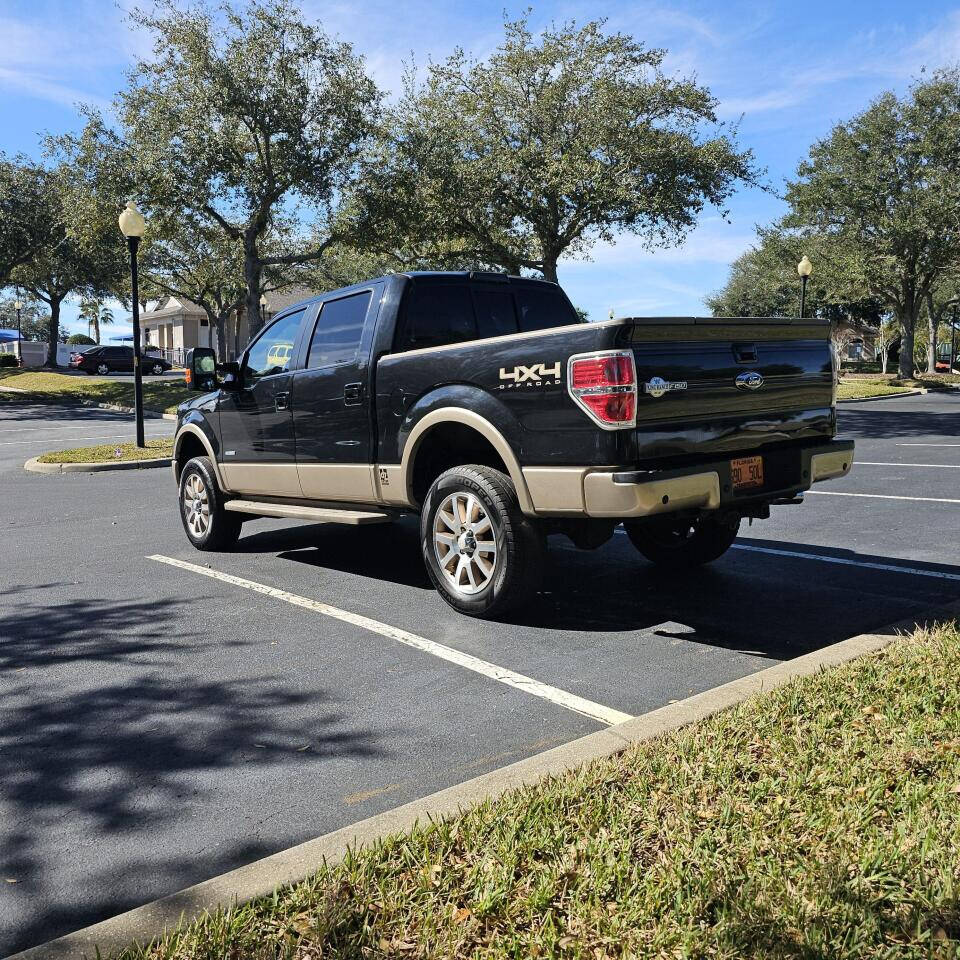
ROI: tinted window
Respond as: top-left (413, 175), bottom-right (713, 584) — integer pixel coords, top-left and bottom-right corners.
top-left (245, 309), bottom-right (304, 380)
top-left (397, 282), bottom-right (476, 351)
top-left (472, 287), bottom-right (517, 338)
top-left (104, 347), bottom-right (123, 358)
top-left (514, 283), bottom-right (579, 332)
top-left (307, 292), bottom-right (371, 369)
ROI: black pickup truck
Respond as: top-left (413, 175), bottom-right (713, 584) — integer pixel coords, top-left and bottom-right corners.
top-left (175, 271), bottom-right (852, 618)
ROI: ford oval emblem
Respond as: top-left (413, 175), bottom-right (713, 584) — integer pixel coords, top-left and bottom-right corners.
top-left (735, 371), bottom-right (764, 391)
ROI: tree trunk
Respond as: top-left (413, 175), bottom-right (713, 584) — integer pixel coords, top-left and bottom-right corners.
top-left (243, 228), bottom-right (263, 339)
top-left (215, 311), bottom-right (228, 361)
top-left (540, 254), bottom-right (559, 284)
top-left (45, 298), bottom-right (61, 367)
top-left (898, 308), bottom-right (916, 379)
top-left (926, 292), bottom-right (938, 375)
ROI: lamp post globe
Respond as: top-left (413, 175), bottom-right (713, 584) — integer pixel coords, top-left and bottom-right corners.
top-left (797, 255), bottom-right (812, 318)
top-left (118, 201), bottom-right (147, 447)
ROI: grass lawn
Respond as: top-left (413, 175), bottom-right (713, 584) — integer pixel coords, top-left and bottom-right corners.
top-left (837, 378), bottom-right (914, 400)
top-left (116, 622), bottom-right (960, 960)
top-left (0, 369), bottom-right (193, 414)
top-left (35, 438), bottom-right (173, 464)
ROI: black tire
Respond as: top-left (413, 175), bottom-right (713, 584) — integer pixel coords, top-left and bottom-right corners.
top-left (420, 464), bottom-right (545, 618)
top-left (96, 362), bottom-right (109, 376)
top-left (624, 513), bottom-right (740, 569)
top-left (150, 362), bottom-right (165, 375)
top-left (178, 456), bottom-right (242, 551)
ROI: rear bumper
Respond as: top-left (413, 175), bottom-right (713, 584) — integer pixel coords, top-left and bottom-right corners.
top-left (523, 439), bottom-right (854, 519)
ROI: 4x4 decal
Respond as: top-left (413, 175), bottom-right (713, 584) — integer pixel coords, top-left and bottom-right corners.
top-left (498, 361), bottom-right (562, 389)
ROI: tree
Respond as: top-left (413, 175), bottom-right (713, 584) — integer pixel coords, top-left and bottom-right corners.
top-left (358, 15), bottom-right (757, 282)
top-left (0, 293), bottom-right (54, 341)
top-left (78, 297), bottom-right (114, 344)
top-left (785, 70), bottom-right (960, 378)
top-left (9, 165), bottom-right (122, 365)
top-left (118, 0), bottom-right (381, 338)
top-left (67, 333), bottom-right (96, 345)
top-left (0, 156), bottom-right (58, 286)
top-left (706, 227), bottom-right (884, 324)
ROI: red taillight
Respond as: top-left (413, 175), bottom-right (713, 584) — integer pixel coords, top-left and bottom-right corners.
top-left (568, 351), bottom-right (637, 428)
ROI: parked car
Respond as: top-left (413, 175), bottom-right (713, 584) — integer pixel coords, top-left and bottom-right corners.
top-left (70, 346), bottom-right (172, 376)
top-left (174, 271), bottom-right (853, 618)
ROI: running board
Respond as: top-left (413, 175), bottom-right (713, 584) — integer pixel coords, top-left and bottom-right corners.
top-left (224, 500), bottom-right (391, 525)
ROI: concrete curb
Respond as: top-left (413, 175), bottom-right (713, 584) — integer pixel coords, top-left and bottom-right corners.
top-left (24, 456), bottom-right (172, 474)
top-left (836, 387), bottom-right (924, 403)
top-left (0, 386), bottom-right (177, 421)
top-left (11, 600), bottom-right (960, 960)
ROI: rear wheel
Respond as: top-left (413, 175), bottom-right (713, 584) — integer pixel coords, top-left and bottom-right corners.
top-left (96, 362), bottom-right (109, 375)
top-left (178, 456), bottom-right (242, 550)
top-left (624, 513), bottom-right (740, 569)
top-left (421, 464), bottom-right (545, 618)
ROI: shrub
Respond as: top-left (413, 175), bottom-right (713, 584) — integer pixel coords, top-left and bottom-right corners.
top-left (0, 353), bottom-right (18, 368)
top-left (67, 333), bottom-right (96, 345)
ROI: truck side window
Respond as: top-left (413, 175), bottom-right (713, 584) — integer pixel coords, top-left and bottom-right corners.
top-left (307, 291), bottom-right (371, 368)
top-left (514, 283), bottom-right (580, 332)
top-left (472, 287), bottom-right (518, 338)
top-left (245, 309), bottom-right (304, 380)
top-left (397, 282), bottom-right (476, 351)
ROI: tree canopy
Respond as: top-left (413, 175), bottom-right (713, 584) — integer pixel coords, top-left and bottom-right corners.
top-left (117, 0), bottom-right (382, 336)
top-left (357, 15), bottom-right (758, 282)
top-left (784, 69), bottom-right (960, 377)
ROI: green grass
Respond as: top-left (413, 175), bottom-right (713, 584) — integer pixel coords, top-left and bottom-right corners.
top-left (35, 438), bottom-right (173, 464)
top-left (0, 369), bottom-right (193, 414)
top-left (837, 378), bottom-right (914, 400)
top-left (115, 623), bottom-right (960, 960)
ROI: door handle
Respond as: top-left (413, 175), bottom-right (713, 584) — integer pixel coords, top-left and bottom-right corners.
top-left (344, 382), bottom-right (363, 406)
top-left (275, 392), bottom-right (290, 411)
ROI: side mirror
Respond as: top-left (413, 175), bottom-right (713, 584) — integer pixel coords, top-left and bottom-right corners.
top-left (217, 361), bottom-right (241, 391)
top-left (185, 347), bottom-right (218, 392)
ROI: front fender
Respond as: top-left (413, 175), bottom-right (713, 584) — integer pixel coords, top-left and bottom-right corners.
top-left (173, 409), bottom-right (225, 489)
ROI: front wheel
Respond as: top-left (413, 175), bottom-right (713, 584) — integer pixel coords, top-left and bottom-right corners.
top-left (421, 464), bottom-right (545, 618)
top-left (178, 456), bottom-right (242, 551)
top-left (624, 513), bottom-right (740, 569)
top-left (150, 362), bottom-right (165, 375)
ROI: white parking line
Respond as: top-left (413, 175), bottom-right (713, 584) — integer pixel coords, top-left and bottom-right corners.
top-left (897, 443), bottom-right (960, 447)
top-left (807, 490), bottom-right (960, 504)
top-left (731, 543), bottom-right (960, 581)
top-left (148, 554), bottom-right (632, 727)
top-left (855, 461), bottom-right (960, 468)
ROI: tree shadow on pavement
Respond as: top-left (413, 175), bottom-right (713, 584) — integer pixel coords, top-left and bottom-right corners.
top-left (837, 403), bottom-right (960, 439)
top-left (0, 596), bottom-right (387, 956)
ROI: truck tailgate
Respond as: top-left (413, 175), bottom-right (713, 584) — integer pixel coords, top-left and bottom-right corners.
top-left (625, 318), bottom-right (835, 460)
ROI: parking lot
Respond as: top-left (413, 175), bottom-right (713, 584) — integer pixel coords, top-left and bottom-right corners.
top-left (2, 390), bottom-right (960, 955)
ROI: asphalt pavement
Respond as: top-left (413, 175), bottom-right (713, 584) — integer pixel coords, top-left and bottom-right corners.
top-left (2, 391), bottom-right (959, 955)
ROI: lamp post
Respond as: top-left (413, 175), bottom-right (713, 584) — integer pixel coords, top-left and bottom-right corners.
top-left (952, 305), bottom-right (958, 375)
top-left (797, 255), bottom-right (812, 319)
top-left (118, 201), bottom-right (147, 447)
top-left (14, 297), bottom-right (22, 367)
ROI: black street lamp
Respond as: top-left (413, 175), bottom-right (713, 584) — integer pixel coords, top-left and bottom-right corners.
top-left (951, 305), bottom-right (958, 375)
top-left (118, 201), bottom-right (147, 447)
top-left (14, 296), bottom-right (22, 367)
top-left (797, 255), bottom-right (812, 318)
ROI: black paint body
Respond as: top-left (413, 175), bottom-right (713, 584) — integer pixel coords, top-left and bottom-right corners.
top-left (178, 272), bottom-right (837, 479)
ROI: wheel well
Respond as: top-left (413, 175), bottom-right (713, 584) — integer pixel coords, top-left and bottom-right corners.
top-left (410, 423), bottom-right (510, 506)
top-left (175, 432), bottom-right (208, 479)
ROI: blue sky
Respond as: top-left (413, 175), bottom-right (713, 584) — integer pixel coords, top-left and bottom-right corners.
top-left (2, 0), bottom-right (960, 338)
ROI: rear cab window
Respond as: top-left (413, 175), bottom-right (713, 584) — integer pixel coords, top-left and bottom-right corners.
top-left (394, 277), bottom-right (581, 352)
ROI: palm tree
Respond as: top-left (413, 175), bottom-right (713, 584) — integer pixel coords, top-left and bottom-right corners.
top-left (78, 298), bottom-right (114, 344)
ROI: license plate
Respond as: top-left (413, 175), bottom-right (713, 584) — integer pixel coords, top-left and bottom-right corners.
top-left (731, 455), bottom-right (764, 491)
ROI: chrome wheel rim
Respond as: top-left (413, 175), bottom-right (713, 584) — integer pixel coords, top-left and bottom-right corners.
top-left (433, 491), bottom-right (498, 596)
top-left (182, 473), bottom-right (210, 538)
top-left (97, 364), bottom-right (108, 375)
